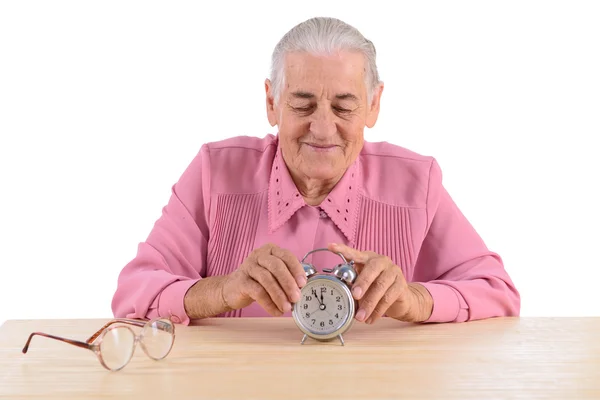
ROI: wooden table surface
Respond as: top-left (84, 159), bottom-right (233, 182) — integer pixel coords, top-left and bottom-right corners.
top-left (0, 317), bottom-right (599, 399)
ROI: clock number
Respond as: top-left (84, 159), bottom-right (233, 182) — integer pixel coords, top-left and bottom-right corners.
top-left (305, 312), bottom-right (310, 318)
top-left (336, 296), bottom-right (341, 302)
top-left (305, 296), bottom-right (312, 301)
top-left (335, 313), bottom-right (339, 318)
top-left (329, 320), bottom-right (333, 325)
top-left (320, 321), bottom-right (325, 327)
top-left (311, 319), bottom-right (315, 325)
top-left (330, 289), bottom-right (334, 295)
top-left (303, 304), bottom-right (308, 309)
top-left (321, 287), bottom-right (327, 293)
top-left (338, 305), bottom-right (343, 310)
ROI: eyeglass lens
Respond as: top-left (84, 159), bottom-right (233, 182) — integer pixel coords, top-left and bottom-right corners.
top-left (141, 320), bottom-right (174, 360)
top-left (100, 327), bottom-right (136, 371)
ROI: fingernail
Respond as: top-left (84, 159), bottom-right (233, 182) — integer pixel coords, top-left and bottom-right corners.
top-left (296, 275), bottom-right (307, 287)
top-left (283, 302), bottom-right (292, 312)
top-left (352, 286), bottom-right (363, 299)
top-left (356, 309), bottom-right (366, 321)
top-left (291, 288), bottom-right (301, 303)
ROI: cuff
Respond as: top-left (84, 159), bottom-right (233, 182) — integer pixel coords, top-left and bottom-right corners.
top-left (157, 279), bottom-right (200, 326)
top-left (418, 282), bottom-right (468, 323)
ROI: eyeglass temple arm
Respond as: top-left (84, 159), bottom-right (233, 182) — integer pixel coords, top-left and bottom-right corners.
top-left (22, 332), bottom-right (92, 354)
top-left (85, 318), bottom-right (148, 344)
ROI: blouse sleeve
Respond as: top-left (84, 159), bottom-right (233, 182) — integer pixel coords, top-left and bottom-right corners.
top-left (111, 145), bottom-right (212, 325)
top-left (414, 159), bottom-right (521, 323)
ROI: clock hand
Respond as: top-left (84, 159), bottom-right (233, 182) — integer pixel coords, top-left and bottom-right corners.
top-left (312, 288), bottom-right (322, 306)
top-left (323, 306), bottom-right (334, 318)
top-left (307, 306), bottom-right (320, 316)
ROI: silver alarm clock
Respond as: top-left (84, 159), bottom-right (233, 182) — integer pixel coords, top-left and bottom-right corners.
top-left (292, 248), bottom-right (358, 346)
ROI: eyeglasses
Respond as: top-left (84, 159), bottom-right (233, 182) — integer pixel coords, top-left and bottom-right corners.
top-left (22, 318), bottom-right (175, 371)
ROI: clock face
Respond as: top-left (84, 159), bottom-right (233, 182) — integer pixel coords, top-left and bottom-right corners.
top-left (294, 276), bottom-right (353, 337)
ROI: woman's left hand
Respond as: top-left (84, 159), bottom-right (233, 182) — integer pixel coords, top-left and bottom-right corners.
top-left (328, 243), bottom-right (433, 324)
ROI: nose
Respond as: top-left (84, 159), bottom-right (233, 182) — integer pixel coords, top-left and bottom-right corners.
top-left (309, 106), bottom-right (337, 139)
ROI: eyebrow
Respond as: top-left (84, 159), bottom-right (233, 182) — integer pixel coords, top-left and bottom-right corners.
top-left (290, 91), bottom-right (359, 102)
top-left (335, 93), bottom-right (359, 101)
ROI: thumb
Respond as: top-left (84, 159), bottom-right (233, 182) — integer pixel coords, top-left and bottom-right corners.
top-left (328, 243), bottom-right (370, 264)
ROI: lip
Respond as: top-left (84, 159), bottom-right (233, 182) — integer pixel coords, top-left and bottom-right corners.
top-left (304, 143), bottom-right (339, 152)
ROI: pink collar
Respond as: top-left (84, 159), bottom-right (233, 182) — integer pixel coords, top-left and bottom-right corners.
top-left (268, 143), bottom-right (361, 244)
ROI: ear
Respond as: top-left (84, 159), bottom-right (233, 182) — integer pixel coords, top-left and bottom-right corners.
top-left (265, 79), bottom-right (278, 127)
top-left (365, 82), bottom-right (384, 128)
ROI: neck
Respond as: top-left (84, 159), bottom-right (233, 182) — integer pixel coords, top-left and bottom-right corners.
top-left (288, 169), bottom-right (343, 206)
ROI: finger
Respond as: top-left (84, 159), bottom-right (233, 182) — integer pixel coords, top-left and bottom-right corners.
top-left (245, 278), bottom-right (282, 316)
top-left (366, 276), bottom-right (403, 324)
top-left (355, 266), bottom-right (396, 322)
top-left (270, 246), bottom-right (307, 288)
top-left (247, 264), bottom-right (291, 313)
top-left (328, 243), bottom-right (371, 264)
top-left (351, 256), bottom-right (388, 300)
top-left (258, 254), bottom-right (301, 304)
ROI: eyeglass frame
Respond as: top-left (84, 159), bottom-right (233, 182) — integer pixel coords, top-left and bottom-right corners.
top-left (22, 317), bottom-right (176, 371)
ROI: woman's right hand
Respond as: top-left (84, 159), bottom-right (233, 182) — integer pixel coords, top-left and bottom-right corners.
top-left (221, 243), bottom-right (307, 316)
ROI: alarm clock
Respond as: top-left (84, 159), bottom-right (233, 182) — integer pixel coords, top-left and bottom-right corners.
top-left (292, 248), bottom-right (358, 346)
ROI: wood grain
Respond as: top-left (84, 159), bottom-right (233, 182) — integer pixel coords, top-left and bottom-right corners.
top-left (1, 317), bottom-right (599, 399)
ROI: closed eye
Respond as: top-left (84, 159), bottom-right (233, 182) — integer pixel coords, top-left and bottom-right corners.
top-left (333, 107), bottom-right (352, 113)
top-left (289, 104), bottom-right (353, 115)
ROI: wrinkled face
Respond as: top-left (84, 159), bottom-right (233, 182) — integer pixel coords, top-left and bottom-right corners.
top-left (266, 51), bottom-right (383, 183)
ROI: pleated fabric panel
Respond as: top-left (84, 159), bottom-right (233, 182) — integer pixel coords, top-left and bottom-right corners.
top-left (208, 192), bottom-right (264, 317)
top-left (355, 197), bottom-right (416, 279)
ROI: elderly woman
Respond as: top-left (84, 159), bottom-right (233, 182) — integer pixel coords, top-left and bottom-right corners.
top-left (112, 17), bottom-right (520, 326)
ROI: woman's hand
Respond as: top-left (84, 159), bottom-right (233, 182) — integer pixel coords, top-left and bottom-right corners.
top-left (221, 243), bottom-right (307, 316)
top-left (328, 243), bottom-right (433, 324)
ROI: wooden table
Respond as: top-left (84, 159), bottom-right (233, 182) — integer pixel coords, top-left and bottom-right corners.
top-left (0, 317), bottom-right (599, 399)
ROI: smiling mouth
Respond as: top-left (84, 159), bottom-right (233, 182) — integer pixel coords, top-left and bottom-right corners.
top-left (304, 143), bottom-right (339, 150)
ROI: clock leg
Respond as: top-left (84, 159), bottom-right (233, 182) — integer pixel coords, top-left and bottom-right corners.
top-left (301, 334), bottom-right (308, 345)
top-left (338, 334), bottom-right (345, 346)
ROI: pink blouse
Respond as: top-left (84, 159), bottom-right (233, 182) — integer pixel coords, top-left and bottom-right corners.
top-left (111, 134), bottom-right (520, 325)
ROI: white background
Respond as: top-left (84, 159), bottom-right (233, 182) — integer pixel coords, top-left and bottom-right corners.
top-left (1, 1), bottom-right (599, 326)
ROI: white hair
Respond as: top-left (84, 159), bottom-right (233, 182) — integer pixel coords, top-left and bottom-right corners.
top-left (270, 17), bottom-right (381, 105)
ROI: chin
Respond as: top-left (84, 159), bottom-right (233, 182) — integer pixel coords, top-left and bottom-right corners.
top-left (301, 165), bottom-right (340, 181)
